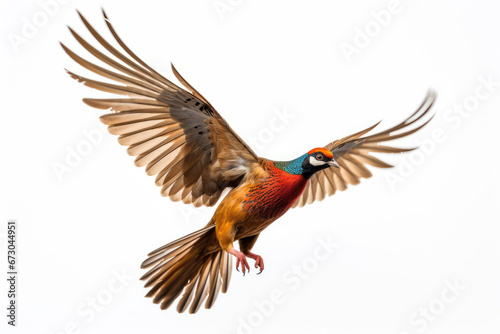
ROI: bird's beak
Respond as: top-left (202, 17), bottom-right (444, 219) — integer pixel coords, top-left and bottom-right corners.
top-left (327, 160), bottom-right (340, 168)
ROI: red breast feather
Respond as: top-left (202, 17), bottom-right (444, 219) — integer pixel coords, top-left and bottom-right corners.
top-left (242, 161), bottom-right (308, 219)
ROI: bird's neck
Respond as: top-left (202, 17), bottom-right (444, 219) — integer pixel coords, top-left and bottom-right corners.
top-left (273, 153), bottom-right (308, 175)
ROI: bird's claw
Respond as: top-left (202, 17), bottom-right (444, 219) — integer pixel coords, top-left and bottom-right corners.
top-left (245, 252), bottom-right (264, 275)
top-left (234, 251), bottom-right (250, 275)
top-left (229, 247), bottom-right (261, 276)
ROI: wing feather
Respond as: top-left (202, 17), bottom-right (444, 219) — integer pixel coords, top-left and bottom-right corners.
top-left (62, 10), bottom-right (259, 207)
top-left (293, 91), bottom-right (436, 207)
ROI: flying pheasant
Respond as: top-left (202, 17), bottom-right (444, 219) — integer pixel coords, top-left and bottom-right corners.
top-left (62, 10), bottom-right (436, 314)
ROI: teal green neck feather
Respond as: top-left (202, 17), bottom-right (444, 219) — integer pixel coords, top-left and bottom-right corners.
top-left (273, 153), bottom-right (308, 175)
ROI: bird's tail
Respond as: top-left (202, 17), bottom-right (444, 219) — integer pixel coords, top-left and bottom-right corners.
top-left (140, 225), bottom-right (232, 313)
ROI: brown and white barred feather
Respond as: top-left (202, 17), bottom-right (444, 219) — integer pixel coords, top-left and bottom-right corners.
top-left (293, 90), bottom-right (436, 207)
top-left (61, 10), bottom-right (258, 207)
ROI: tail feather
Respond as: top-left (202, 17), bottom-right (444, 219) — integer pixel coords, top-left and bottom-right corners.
top-left (142, 251), bottom-right (189, 288)
top-left (220, 250), bottom-right (232, 293)
top-left (205, 251), bottom-right (222, 309)
top-left (177, 271), bottom-right (199, 313)
top-left (144, 225), bottom-right (215, 258)
top-left (141, 238), bottom-right (197, 274)
top-left (140, 225), bottom-right (232, 313)
top-left (188, 259), bottom-right (212, 313)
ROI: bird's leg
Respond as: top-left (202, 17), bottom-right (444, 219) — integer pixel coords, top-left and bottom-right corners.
top-left (238, 235), bottom-right (264, 274)
top-left (228, 246), bottom-right (250, 275)
top-left (243, 251), bottom-right (264, 274)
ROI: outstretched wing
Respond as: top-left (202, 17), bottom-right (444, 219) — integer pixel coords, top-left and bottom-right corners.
top-left (62, 10), bottom-right (258, 207)
top-left (293, 91), bottom-right (436, 208)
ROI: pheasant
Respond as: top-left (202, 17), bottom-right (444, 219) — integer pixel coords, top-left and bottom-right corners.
top-left (62, 10), bottom-right (436, 314)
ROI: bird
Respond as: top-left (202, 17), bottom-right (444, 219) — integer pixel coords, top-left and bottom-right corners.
top-left (61, 10), bottom-right (436, 314)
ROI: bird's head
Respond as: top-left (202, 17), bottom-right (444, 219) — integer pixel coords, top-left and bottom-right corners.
top-left (274, 147), bottom-right (339, 179)
top-left (301, 148), bottom-right (339, 178)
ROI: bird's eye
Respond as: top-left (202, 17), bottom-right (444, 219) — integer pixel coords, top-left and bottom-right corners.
top-left (316, 154), bottom-right (323, 160)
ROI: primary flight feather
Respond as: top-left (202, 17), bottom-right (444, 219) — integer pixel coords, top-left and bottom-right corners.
top-left (62, 10), bottom-right (436, 314)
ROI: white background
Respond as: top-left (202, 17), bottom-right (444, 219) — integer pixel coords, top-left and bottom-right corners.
top-left (1, 0), bottom-right (500, 333)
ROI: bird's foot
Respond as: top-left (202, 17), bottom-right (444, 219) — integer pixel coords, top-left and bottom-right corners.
top-left (244, 251), bottom-right (265, 274)
top-left (228, 246), bottom-right (250, 275)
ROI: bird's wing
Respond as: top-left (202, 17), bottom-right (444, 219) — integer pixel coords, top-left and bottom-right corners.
top-left (62, 10), bottom-right (258, 207)
top-left (292, 91), bottom-right (436, 208)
